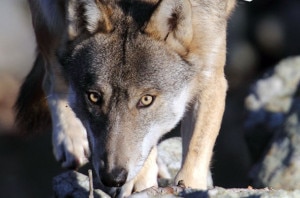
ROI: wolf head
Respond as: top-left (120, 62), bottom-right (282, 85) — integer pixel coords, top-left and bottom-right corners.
top-left (58, 0), bottom-right (195, 187)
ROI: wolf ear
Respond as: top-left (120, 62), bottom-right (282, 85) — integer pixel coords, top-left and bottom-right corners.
top-left (68, 0), bottom-right (113, 40)
top-left (144, 0), bottom-right (193, 55)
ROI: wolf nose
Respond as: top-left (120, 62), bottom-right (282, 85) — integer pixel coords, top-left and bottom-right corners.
top-left (100, 167), bottom-right (128, 187)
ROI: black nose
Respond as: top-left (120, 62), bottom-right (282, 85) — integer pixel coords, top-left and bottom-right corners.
top-left (100, 167), bottom-right (128, 187)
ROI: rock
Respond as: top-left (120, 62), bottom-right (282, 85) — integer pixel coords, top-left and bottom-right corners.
top-left (157, 137), bottom-right (182, 179)
top-left (245, 56), bottom-right (300, 118)
top-left (53, 171), bottom-right (110, 198)
top-left (250, 100), bottom-right (300, 190)
top-left (244, 56), bottom-right (300, 161)
top-left (184, 187), bottom-right (300, 198)
top-left (53, 171), bottom-right (300, 198)
top-left (244, 56), bottom-right (300, 189)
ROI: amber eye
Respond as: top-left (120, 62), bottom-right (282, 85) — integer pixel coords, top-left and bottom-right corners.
top-left (138, 95), bottom-right (155, 108)
top-left (87, 91), bottom-right (101, 104)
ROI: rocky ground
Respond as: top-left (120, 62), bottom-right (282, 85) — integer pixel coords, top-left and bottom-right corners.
top-left (53, 171), bottom-right (300, 198)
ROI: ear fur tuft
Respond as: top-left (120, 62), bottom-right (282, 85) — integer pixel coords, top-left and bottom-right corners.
top-left (144, 0), bottom-right (193, 55)
top-left (67, 0), bottom-right (112, 40)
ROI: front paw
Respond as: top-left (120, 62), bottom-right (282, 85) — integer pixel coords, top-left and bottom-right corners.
top-left (52, 118), bottom-right (90, 169)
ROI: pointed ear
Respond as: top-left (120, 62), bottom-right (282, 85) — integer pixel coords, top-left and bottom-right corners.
top-left (67, 0), bottom-right (113, 40)
top-left (144, 0), bottom-right (193, 55)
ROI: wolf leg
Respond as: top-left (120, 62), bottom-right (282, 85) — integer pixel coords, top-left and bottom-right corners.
top-left (44, 58), bottom-right (90, 169)
top-left (175, 75), bottom-right (227, 189)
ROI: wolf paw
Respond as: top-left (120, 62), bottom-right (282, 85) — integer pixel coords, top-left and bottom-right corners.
top-left (52, 117), bottom-right (90, 169)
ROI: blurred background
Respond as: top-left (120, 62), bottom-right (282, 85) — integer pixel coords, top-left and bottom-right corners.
top-left (0, 0), bottom-right (300, 197)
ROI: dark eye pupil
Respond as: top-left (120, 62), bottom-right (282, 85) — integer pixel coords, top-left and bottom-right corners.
top-left (144, 96), bottom-right (150, 101)
top-left (140, 95), bottom-right (153, 107)
top-left (92, 94), bottom-right (98, 100)
top-left (88, 92), bottom-right (100, 103)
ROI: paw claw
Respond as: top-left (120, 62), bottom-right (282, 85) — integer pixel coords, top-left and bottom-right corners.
top-left (177, 180), bottom-right (186, 188)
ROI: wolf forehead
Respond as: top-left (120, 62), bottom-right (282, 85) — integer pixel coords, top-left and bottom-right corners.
top-left (62, 32), bottom-right (194, 91)
top-left (59, 0), bottom-right (195, 92)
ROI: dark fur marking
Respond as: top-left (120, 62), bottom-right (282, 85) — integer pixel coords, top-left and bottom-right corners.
top-left (168, 12), bottom-right (178, 31)
top-left (14, 54), bottom-right (52, 135)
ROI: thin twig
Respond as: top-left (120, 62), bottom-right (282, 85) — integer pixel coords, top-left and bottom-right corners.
top-left (88, 169), bottom-right (94, 198)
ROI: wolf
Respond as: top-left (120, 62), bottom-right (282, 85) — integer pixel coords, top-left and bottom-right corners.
top-left (15, 0), bottom-right (236, 196)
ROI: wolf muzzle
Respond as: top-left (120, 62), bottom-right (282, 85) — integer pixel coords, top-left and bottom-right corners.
top-left (100, 167), bottom-right (128, 187)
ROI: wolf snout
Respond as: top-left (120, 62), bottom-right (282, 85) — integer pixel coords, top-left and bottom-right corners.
top-left (100, 167), bottom-right (128, 187)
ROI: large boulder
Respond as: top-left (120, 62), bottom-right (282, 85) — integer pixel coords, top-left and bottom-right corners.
top-left (250, 98), bottom-right (300, 189)
top-left (244, 56), bottom-right (300, 189)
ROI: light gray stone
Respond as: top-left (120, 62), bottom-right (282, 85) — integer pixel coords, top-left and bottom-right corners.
top-left (53, 171), bottom-right (110, 198)
top-left (158, 137), bottom-right (182, 179)
top-left (245, 56), bottom-right (300, 114)
top-left (244, 56), bottom-right (300, 189)
top-left (251, 101), bottom-right (300, 190)
top-left (53, 172), bottom-right (300, 198)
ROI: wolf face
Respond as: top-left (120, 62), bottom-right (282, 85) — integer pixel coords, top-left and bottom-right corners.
top-left (60, 26), bottom-right (194, 186)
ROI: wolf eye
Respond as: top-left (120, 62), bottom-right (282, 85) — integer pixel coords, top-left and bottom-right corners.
top-left (138, 95), bottom-right (155, 108)
top-left (87, 91), bottom-right (101, 104)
